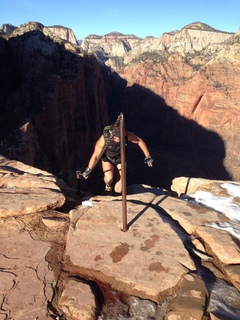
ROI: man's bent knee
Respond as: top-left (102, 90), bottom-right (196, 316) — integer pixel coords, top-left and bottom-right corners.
top-left (105, 177), bottom-right (113, 186)
top-left (103, 168), bottom-right (112, 174)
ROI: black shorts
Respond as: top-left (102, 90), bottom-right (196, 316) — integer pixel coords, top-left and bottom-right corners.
top-left (102, 155), bottom-right (121, 165)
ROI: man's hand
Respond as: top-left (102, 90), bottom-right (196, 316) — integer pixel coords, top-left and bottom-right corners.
top-left (144, 156), bottom-right (153, 167)
top-left (82, 167), bottom-right (91, 179)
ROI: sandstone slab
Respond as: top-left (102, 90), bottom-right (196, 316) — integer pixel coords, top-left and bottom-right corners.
top-left (171, 177), bottom-right (225, 196)
top-left (65, 191), bottom-right (195, 304)
top-left (171, 177), bottom-right (238, 198)
top-left (0, 156), bottom-right (66, 217)
top-left (152, 193), bottom-right (228, 235)
top-left (164, 274), bottom-right (207, 320)
top-left (196, 226), bottom-right (240, 265)
top-left (153, 189), bottom-right (240, 291)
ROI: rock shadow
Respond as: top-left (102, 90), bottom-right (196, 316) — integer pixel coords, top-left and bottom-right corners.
top-left (103, 74), bottom-right (232, 192)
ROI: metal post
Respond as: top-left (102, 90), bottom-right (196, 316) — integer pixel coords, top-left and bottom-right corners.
top-left (120, 113), bottom-right (128, 231)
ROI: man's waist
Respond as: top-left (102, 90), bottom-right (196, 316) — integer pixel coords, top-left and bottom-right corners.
top-left (106, 155), bottom-right (120, 160)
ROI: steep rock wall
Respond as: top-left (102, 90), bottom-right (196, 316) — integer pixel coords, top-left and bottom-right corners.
top-left (0, 30), bottom-right (109, 187)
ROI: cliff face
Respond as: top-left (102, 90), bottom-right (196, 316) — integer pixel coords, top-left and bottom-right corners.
top-left (81, 32), bottom-right (142, 60)
top-left (0, 25), bottom-right (109, 187)
top-left (0, 22), bottom-right (239, 194)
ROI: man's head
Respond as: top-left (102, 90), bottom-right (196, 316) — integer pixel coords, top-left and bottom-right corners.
top-left (110, 123), bottom-right (120, 137)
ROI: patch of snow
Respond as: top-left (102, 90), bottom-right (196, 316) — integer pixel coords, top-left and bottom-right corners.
top-left (189, 182), bottom-right (240, 239)
top-left (82, 200), bottom-right (96, 207)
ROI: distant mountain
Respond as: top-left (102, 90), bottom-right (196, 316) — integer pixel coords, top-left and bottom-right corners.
top-left (79, 22), bottom-right (234, 67)
top-left (0, 21), bottom-right (78, 45)
top-left (183, 21), bottom-right (227, 32)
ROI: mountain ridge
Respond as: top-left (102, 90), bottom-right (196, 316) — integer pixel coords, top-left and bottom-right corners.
top-left (79, 21), bottom-right (236, 68)
top-left (1, 21), bottom-right (235, 40)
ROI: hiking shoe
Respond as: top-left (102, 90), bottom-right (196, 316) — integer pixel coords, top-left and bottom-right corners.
top-left (105, 184), bottom-right (112, 192)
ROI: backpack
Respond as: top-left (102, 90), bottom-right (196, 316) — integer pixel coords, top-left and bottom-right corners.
top-left (103, 125), bottom-right (111, 143)
top-left (103, 125), bottom-right (128, 144)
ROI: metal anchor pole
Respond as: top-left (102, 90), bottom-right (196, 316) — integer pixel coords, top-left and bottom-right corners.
top-left (120, 113), bottom-right (128, 231)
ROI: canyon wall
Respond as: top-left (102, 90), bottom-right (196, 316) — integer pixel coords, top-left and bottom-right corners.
top-left (0, 23), bottom-right (109, 190)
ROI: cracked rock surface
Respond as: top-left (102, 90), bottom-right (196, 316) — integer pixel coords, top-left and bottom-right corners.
top-left (1, 156), bottom-right (240, 320)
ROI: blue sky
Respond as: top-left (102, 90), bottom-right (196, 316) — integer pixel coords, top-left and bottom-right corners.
top-left (2, 0), bottom-right (240, 40)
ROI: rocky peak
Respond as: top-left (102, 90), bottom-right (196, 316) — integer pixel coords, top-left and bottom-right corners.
top-left (105, 31), bottom-right (125, 36)
top-left (85, 31), bottom-right (140, 40)
top-left (104, 31), bottom-right (140, 39)
top-left (159, 22), bottom-right (233, 56)
top-left (183, 21), bottom-right (224, 32)
top-left (0, 21), bottom-right (78, 45)
top-left (0, 23), bottom-right (17, 35)
top-left (8, 21), bottom-right (44, 36)
top-left (81, 31), bottom-right (142, 59)
top-left (44, 25), bottom-right (78, 45)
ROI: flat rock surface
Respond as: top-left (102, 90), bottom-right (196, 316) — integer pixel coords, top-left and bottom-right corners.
top-left (0, 218), bottom-right (55, 319)
top-left (0, 156), bottom-right (66, 217)
top-left (65, 191), bottom-right (196, 304)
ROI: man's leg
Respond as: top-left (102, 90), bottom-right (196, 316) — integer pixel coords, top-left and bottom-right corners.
top-left (114, 163), bottom-right (122, 194)
top-left (102, 161), bottom-right (114, 193)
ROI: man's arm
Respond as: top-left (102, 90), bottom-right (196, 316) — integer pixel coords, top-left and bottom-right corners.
top-left (127, 131), bottom-right (153, 167)
top-left (87, 135), bottom-right (105, 168)
top-left (82, 135), bottom-right (105, 178)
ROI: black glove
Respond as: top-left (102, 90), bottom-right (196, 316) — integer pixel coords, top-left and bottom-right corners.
top-left (82, 167), bottom-right (91, 179)
top-left (144, 156), bottom-right (153, 167)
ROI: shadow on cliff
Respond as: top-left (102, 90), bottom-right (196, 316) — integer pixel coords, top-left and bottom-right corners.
top-left (86, 71), bottom-right (232, 194)
top-left (0, 31), bottom-right (231, 196)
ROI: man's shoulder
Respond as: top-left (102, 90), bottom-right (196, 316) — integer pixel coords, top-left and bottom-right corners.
top-left (96, 134), bottom-right (105, 145)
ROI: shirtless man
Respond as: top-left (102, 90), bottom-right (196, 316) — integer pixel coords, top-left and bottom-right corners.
top-left (83, 123), bottom-right (153, 195)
